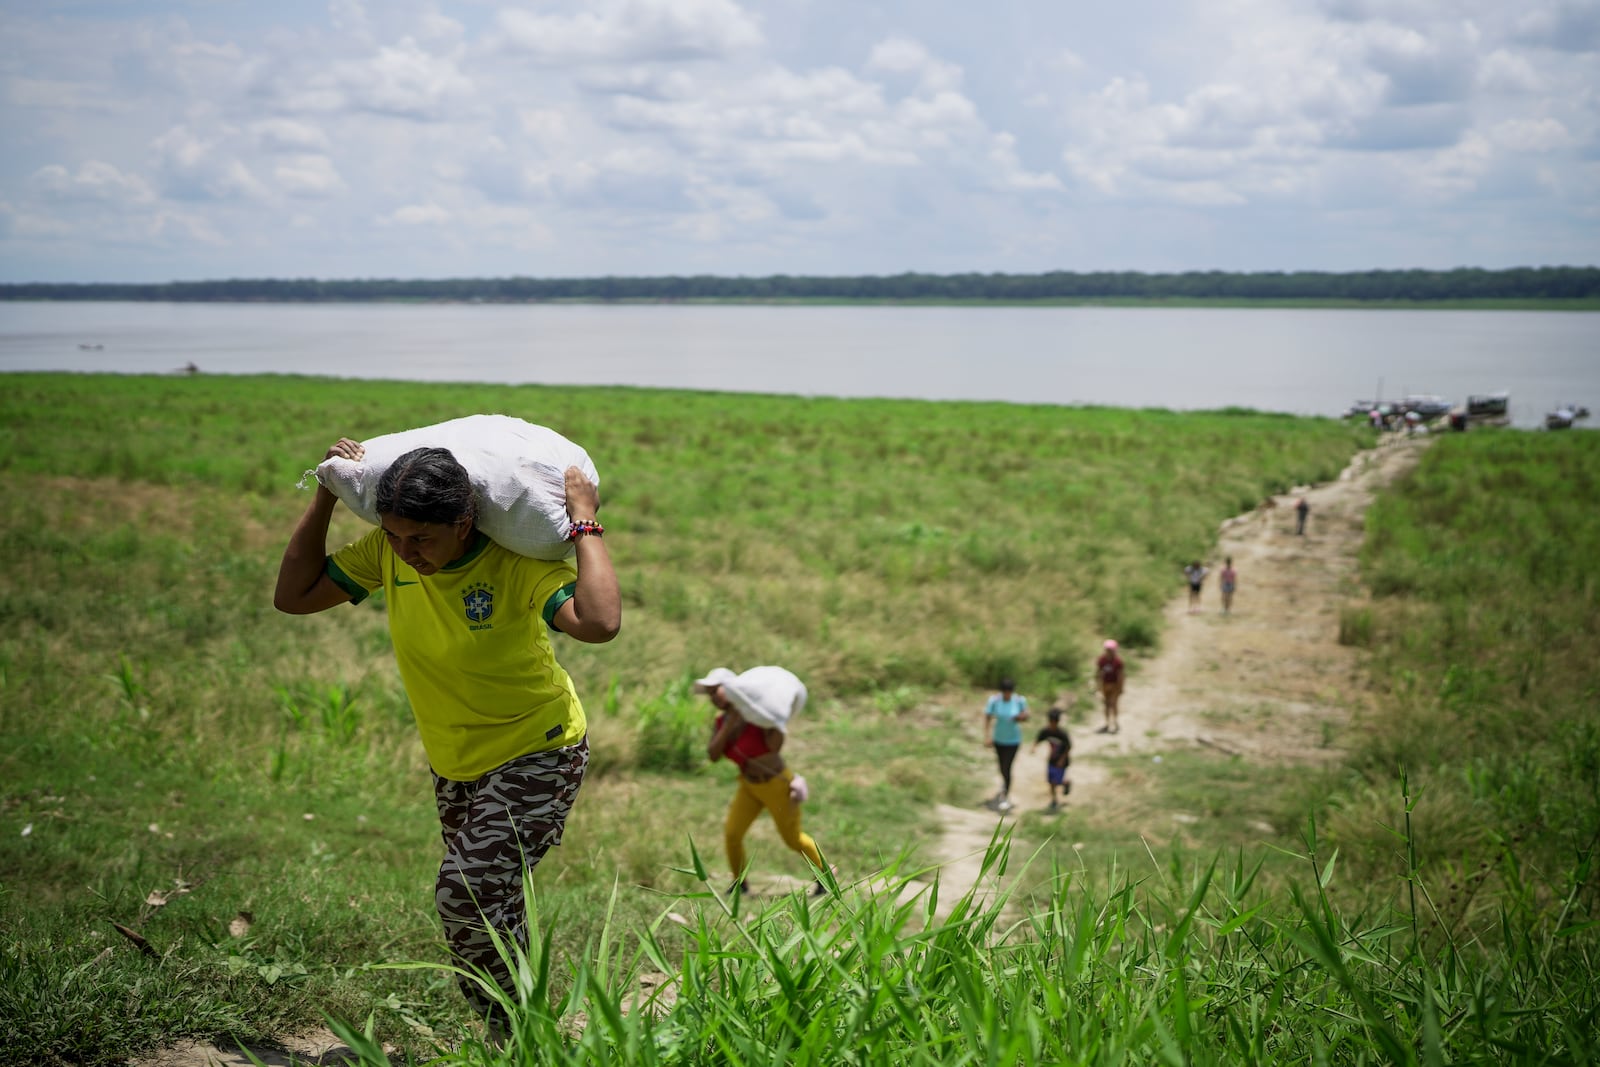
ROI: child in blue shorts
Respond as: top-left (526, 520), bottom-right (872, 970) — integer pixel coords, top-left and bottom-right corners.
top-left (1032, 708), bottom-right (1073, 812)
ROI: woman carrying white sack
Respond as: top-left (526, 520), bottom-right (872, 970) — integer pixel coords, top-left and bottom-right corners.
top-left (698, 665), bottom-right (832, 897)
top-left (274, 436), bottom-right (620, 1035)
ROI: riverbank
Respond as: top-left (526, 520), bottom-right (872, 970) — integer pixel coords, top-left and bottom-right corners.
top-left (6, 295), bottom-right (1599, 311)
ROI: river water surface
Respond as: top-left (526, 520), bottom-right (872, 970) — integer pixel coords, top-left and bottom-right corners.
top-left (2, 301), bottom-right (1595, 428)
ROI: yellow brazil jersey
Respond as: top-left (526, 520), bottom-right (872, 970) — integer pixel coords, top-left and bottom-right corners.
top-left (326, 527), bottom-right (585, 781)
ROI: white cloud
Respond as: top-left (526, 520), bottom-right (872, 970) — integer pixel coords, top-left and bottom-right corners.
top-left (491, 0), bottom-right (763, 64)
top-left (1514, 1), bottom-right (1600, 52)
top-left (748, 67), bottom-right (886, 117)
top-left (150, 126), bottom-right (267, 201)
top-left (388, 202), bottom-right (451, 225)
top-left (897, 91), bottom-right (979, 137)
top-left (0, 0), bottom-right (1595, 280)
top-left (1361, 22), bottom-right (1477, 107)
top-left (518, 108), bottom-right (572, 141)
top-left (147, 208), bottom-right (226, 246)
top-left (416, 10), bottom-right (466, 46)
top-left (987, 133), bottom-right (1064, 192)
top-left (330, 0), bottom-right (374, 41)
top-left (1491, 117), bottom-right (1572, 153)
top-left (7, 76), bottom-right (136, 115)
top-left (327, 37), bottom-right (475, 119)
top-left (578, 67), bottom-right (696, 100)
top-left (1477, 50), bottom-right (1543, 94)
top-left (1408, 129), bottom-right (1494, 195)
top-left (867, 37), bottom-right (964, 94)
top-left (29, 161), bottom-right (156, 205)
top-left (275, 155), bottom-right (347, 197)
top-left (9, 212), bottom-right (75, 238)
top-left (598, 69), bottom-right (914, 170)
top-left (1049, 0), bottom-right (1563, 211)
top-left (253, 119), bottom-right (332, 154)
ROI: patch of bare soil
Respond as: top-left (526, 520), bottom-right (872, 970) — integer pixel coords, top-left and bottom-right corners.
top-left (918, 436), bottom-right (1429, 921)
top-left (130, 1031), bottom-right (374, 1067)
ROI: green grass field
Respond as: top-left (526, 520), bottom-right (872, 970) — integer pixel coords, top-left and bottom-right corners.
top-left (1, 373), bottom-right (1595, 1065)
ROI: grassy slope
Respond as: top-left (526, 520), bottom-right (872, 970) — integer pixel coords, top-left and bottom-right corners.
top-left (2, 373), bottom-right (1595, 1063)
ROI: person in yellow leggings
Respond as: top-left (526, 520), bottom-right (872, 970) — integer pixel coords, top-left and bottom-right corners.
top-left (696, 666), bottom-right (830, 897)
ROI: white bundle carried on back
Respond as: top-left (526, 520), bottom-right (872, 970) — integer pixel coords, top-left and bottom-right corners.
top-left (312, 414), bottom-right (598, 561)
top-left (695, 666), bottom-right (808, 733)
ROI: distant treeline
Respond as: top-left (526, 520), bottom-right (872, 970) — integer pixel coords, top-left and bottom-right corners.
top-left (4, 266), bottom-right (1599, 303)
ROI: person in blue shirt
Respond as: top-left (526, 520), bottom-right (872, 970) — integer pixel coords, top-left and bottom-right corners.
top-left (983, 678), bottom-right (1029, 812)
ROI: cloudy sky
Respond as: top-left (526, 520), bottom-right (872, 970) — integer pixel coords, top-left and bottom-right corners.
top-left (2, 0), bottom-right (1597, 283)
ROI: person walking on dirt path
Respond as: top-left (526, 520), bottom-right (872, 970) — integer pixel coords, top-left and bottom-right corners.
top-left (1095, 640), bottom-right (1125, 733)
top-left (274, 439), bottom-right (621, 1034)
top-left (1031, 709), bottom-right (1073, 811)
top-left (1220, 557), bottom-right (1238, 615)
top-left (698, 666), bottom-right (831, 897)
top-left (1295, 497), bottom-right (1310, 535)
top-left (1183, 560), bottom-right (1209, 613)
top-left (983, 679), bottom-right (1029, 812)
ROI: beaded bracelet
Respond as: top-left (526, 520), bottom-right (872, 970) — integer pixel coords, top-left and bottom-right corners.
top-left (568, 519), bottom-right (605, 540)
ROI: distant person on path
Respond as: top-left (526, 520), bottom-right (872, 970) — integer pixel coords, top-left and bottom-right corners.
top-left (983, 679), bottom-right (1029, 812)
top-left (1184, 560), bottom-right (1208, 613)
top-left (1219, 557), bottom-right (1238, 615)
top-left (274, 438), bottom-right (620, 1033)
top-left (1031, 709), bottom-right (1073, 811)
top-left (1095, 640), bottom-right (1125, 734)
top-left (698, 666), bottom-right (830, 897)
top-left (1295, 497), bottom-right (1310, 535)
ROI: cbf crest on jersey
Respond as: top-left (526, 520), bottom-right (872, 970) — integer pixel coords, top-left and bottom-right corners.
top-left (461, 582), bottom-right (495, 625)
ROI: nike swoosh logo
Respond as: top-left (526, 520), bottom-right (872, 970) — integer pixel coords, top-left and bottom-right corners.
top-left (395, 580), bottom-right (418, 586)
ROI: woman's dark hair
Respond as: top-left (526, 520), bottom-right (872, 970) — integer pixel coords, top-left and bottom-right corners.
top-left (375, 447), bottom-right (478, 525)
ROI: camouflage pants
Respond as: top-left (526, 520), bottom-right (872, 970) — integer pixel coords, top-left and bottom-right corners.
top-left (432, 738), bottom-right (588, 1020)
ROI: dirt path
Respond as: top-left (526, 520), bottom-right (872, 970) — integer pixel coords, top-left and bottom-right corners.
top-left (917, 436), bottom-right (1428, 921)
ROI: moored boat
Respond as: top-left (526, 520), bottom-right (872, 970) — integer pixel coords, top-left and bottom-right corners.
top-left (1452, 391), bottom-right (1511, 429)
top-left (1545, 405), bottom-right (1590, 430)
top-left (1399, 394), bottom-right (1453, 421)
top-left (1466, 392), bottom-right (1509, 419)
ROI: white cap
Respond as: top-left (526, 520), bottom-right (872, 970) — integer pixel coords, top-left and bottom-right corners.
top-left (692, 667), bottom-right (738, 693)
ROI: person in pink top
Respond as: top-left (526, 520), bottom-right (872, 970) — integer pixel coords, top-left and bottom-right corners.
top-left (1095, 640), bottom-right (1125, 734)
top-left (698, 666), bottom-right (829, 898)
top-left (1220, 556), bottom-right (1238, 615)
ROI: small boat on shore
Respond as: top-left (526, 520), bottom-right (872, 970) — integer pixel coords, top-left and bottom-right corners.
top-left (1399, 394), bottom-right (1453, 421)
top-left (1450, 391), bottom-right (1511, 430)
top-left (1466, 392), bottom-right (1509, 419)
top-left (1545, 405), bottom-right (1590, 430)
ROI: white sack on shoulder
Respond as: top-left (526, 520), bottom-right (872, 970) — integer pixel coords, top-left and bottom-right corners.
top-left (722, 666), bottom-right (807, 733)
top-left (313, 414), bottom-right (598, 561)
